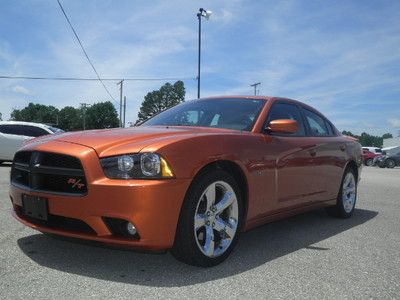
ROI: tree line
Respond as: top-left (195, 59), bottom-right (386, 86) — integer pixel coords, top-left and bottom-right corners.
top-left (9, 101), bottom-right (119, 131)
top-left (342, 131), bottom-right (393, 147)
top-left (1, 80), bottom-right (393, 145)
top-left (1, 80), bottom-right (186, 131)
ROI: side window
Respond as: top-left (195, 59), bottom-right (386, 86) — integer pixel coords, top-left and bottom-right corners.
top-left (0, 125), bottom-right (19, 135)
top-left (22, 126), bottom-right (50, 137)
top-left (266, 102), bottom-right (306, 136)
top-left (325, 121), bottom-right (336, 136)
top-left (210, 114), bottom-right (220, 126)
top-left (303, 109), bottom-right (329, 136)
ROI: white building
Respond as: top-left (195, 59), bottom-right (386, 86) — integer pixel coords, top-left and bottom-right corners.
top-left (383, 137), bottom-right (400, 148)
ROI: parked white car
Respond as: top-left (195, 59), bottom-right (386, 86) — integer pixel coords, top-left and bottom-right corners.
top-left (0, 121), bottom-right (64, 163)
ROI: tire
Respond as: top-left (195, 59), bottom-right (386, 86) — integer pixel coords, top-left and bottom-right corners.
top-left (365, 158), bottom-right (373, 166)
top-left (386, 159), bottom-right (396, 169)
top-left (326, 167), bottom-right (357, 218)
top-left (171, 169), bottom-right (243, 267)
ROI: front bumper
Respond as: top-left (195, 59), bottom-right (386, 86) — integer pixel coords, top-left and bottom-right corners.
top-left (10, 141), bottom-right (191, 250)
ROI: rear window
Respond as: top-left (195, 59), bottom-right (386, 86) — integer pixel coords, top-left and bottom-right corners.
top-left (48, 126), bottom-right (64, 134)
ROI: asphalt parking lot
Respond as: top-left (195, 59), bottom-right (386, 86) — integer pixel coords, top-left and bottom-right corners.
top-left (0, 164), bottom-right (399, 299)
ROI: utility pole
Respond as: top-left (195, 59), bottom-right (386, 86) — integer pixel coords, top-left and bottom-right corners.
top-left (117, 80), bottom-right (124, 127)
top-left (123, 96), bottom-right (126, 128)
top-left (250, 82), bottom-right (261, 95)
top-left (80, 103), bottom-right (91, 130)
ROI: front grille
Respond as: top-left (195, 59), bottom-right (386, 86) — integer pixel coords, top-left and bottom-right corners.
top-left (11, 151), bottom-right (87, 195)
top-left (15, 206), bottom-right (95, 235)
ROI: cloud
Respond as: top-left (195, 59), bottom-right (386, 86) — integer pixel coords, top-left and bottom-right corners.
top-left (0, 0), bottom-right (399, 136)
top-left (12, 85), bottom-right (32, 95)
top-left (388, 118), bottom-right (400, 128)
top-left (213, 9), bottom-right (234, 24)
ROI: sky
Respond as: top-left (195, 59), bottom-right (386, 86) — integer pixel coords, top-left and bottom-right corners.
top-left (0, 0), bottom-right (399, 136)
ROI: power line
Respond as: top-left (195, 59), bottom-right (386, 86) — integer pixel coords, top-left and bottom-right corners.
top-left (57, 0), bottom-right (116, 102)
top-left (0, 75), bottom-right (196, 81)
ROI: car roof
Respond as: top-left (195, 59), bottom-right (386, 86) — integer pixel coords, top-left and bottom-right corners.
top-left (199, 95), bottom-right (329, 120)
top-left (0, 121), bottom-right (51, 129)
top-left (199, 95), bottom-right (317, 109)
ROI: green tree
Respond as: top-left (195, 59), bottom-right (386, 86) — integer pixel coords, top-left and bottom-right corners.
top-left (58, 106), bottom-right (82, 131)
top-left (10, 102), bottom-right (59, 124)
top-left (342, 130), bottom-right (356, 137)
top-left (382, 133), bottom-right (393, 139)
top-left (137, 81), bottom-right (185, 123)
top-left (358, 132), bottom-right (383, 147)
top-left (85, 101), bottom-right (119, 129)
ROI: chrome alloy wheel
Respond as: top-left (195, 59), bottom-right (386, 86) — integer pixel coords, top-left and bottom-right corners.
top-left (194, 181), bottom-right (239, 258)
top-left (342, 172), bottom-right (356, 213)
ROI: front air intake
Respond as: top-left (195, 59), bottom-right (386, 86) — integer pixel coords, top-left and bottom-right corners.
top-left (11, 151), bottom-right (87, 195)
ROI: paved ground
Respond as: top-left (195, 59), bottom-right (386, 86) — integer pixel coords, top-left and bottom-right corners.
top-left (0, 164), bottom-right (399, 299)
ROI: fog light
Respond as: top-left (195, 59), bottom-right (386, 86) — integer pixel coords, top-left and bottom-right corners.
top-left (126, 222), bottom-right (137, 236)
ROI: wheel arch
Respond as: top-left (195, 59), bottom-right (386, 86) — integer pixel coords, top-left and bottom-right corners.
top-left (186, 160), bottom-right (249, 225)
top-left (345, 160), bottom-right (359, 181)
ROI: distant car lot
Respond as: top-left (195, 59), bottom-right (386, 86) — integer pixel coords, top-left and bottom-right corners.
top-left (0, 164), bottom-right (399, 299)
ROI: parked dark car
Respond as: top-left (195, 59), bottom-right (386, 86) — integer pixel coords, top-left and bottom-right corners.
top-left (376, 148), bottom-right (400, 168)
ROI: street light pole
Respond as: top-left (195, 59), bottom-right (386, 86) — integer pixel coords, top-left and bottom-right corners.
top-left (197, 11), bottom-right (201, 99)
top-left (196, 8), bottom-right (212, 99)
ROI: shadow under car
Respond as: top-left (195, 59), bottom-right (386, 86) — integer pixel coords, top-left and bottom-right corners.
top-left (17, 208), bottom-right (378, 287)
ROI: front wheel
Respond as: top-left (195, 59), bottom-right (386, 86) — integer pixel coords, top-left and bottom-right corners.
top-left (386, 159), bottom-right (396, 168)
top-left (326, 168), bottom-right (357, 218)
top-left (172, 170), bottom-right (243, 267)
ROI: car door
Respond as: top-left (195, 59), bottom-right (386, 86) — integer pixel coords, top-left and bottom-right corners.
top-left (0, 125), bottom-right (30, 160)
top-left (263, 102), bottom-right (321, 210)
top-left (301, 108), bottom-right (346, 201)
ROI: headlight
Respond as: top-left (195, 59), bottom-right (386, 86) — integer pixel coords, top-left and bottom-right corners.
top-left (140, 153), bottom-right (161, 176)
top-left (100, 153), bottom-right (174, 179)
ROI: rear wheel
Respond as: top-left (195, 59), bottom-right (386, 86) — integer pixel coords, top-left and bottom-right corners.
top-left (386, 159), bottom-right (396, 168)
top-left (365, 158), bottom-right (373, 166)
top-left (326, 168), bottom-right (357, 218)
top-left (172, 170), bottom-right (243, 267)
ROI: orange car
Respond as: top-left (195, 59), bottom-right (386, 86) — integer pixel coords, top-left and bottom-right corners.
top-left (10, 96), bottom-right (362, 267)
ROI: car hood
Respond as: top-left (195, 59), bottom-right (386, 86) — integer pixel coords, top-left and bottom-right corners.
top-left (26, 126), bottom-right (240, 157)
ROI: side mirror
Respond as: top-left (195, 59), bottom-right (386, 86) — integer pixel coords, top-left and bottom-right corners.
top-left (266, 119), bottom-right (299, 134)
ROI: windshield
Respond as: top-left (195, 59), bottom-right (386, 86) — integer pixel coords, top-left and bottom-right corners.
top-left (141, 98), bottom-right (266, 131)
top-left (48, 126), bottom-right (65, 134)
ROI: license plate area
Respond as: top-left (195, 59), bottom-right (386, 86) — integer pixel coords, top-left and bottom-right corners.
top-left (22, 195), bottom-right (48, 221)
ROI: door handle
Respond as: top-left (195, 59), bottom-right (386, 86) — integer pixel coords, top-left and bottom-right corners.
top-left (340, 145), bottom-right (346, 152)
top-left (309, 149), bottom-right (317, 157)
